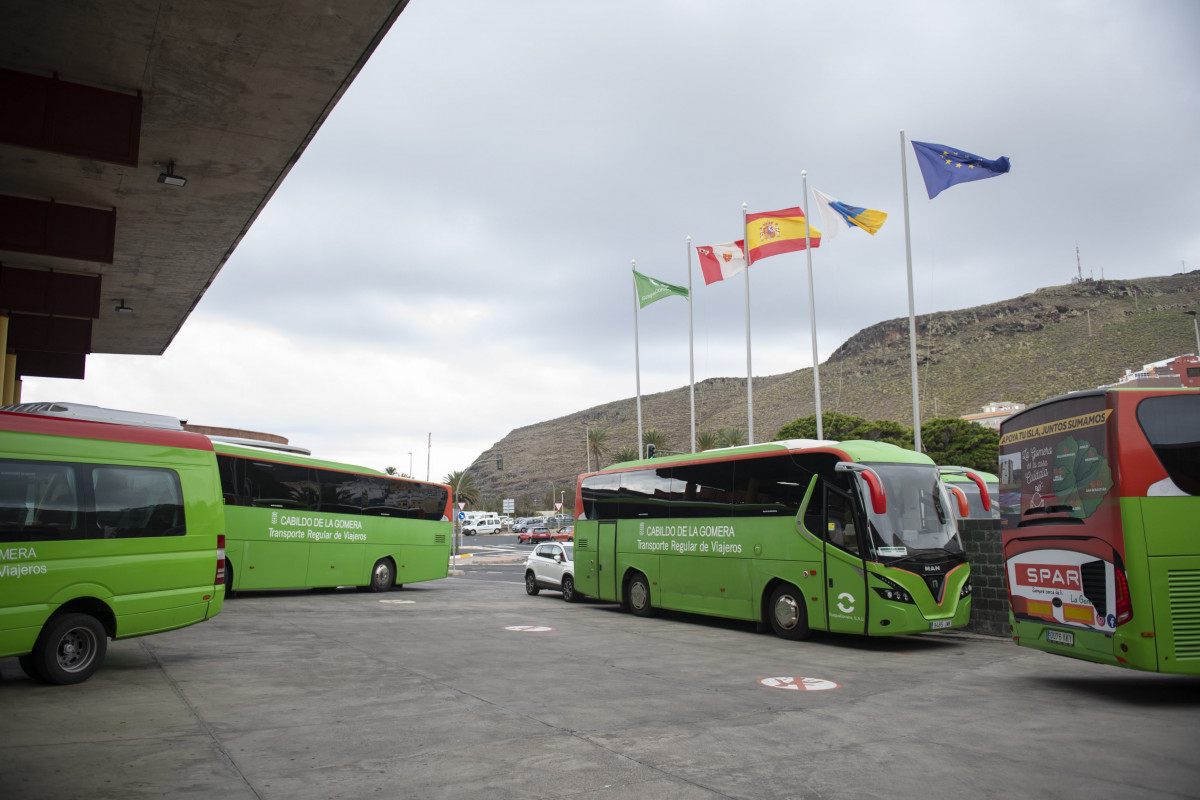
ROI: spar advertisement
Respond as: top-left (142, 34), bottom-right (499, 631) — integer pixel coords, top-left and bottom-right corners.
top-left (999, 394), bottom-right (1121, 631)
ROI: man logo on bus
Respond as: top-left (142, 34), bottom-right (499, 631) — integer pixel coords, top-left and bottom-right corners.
top-left (1017, 564), bottom-right (1082, 591)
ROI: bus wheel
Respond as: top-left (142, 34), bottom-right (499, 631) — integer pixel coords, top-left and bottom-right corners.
top-left (224, 561), bottom-right (237, 599)
top-left (628, 573), bottom-right (656, 617)
top-left (768, 584), bottom-right (810, 641)
top-left (18, 653), bottom-right (38, 681)
top-left (32, 613), bottom-right (108, 685)
top-left (367, 558), bottom-right (395, 592)
top-left (561, 574), bottom-right (578, 603)
top-left (525, 571), bottom-right (540, 595)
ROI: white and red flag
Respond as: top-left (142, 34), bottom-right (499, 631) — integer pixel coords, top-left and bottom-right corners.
top-left (694, 240), bottom-right (747, 285)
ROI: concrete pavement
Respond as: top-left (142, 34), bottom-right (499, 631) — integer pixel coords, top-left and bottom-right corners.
top-left (2, 576), bottom-right (1198, 799)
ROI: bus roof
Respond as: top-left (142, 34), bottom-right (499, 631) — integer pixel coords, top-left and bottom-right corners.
top-left (0, 409), bottom-right (215, 451)
top-left (1004, 386), bottom-right (1200, 426)
top-left (598, 438), bottom-right (933, 472)
top-left (212, 440), bottom-right (450, 488)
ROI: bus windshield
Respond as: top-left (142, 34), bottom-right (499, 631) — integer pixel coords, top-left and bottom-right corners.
top-left (860, 463), bottom-right (962, 561)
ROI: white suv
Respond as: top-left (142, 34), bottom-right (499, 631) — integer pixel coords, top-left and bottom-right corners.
top-left (524, 542), bottom-right (579, 602)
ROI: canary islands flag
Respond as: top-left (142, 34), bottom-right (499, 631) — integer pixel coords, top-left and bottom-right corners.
top-left (811, 188), bottom-right (887, 239)
top-left (744, 207), bottom-right (820, 263)
top-left (911, 140), bottom-right (1011, 199)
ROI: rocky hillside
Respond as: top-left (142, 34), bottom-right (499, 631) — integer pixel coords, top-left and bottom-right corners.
top-left (472, 272), bottom-right (1200, 507)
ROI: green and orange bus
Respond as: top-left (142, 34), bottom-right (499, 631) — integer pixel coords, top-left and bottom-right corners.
top-left (0, 408), bottom-right (226, 684)
top-left (216, 442), bottom-right (452, 594)
top-left (572, 439), bottom-right (986, 640)
top-left (999, 387), bottom-right (1200, 673)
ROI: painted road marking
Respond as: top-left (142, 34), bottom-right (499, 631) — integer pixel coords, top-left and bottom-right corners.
top-left (758, 677), bottom-right (839, 691)
top-left (504, 625), bottom-right (554, 632)
top-left (379, 599), bottom-right (416, 605)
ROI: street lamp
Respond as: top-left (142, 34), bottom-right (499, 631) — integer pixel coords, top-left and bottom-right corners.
top-left (1186, 310), bottom-right (1200, 355)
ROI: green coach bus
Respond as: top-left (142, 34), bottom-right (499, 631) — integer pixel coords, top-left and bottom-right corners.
top-left (0, 408), bottom-right (226, 684)
top-left (1000, 387), bottom-right (1200, 673)
top-left (572, 439), bottom-right (983, 640)
top-left (216, 442), bottom-right (452, 594)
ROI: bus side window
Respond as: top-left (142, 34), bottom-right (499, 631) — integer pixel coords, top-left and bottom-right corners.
top-left (0, 460), bottom-right (81, 541)
top-left (93, 466), bottom-right (186, 538)
top-left (824, 486), bottom-right (860, 555)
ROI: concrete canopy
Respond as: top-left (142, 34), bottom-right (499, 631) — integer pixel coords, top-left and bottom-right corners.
top-left (0, 0), bottom-right (408, 379)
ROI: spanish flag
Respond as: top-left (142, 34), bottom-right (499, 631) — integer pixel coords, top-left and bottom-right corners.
top-left (745, 206), bottom-right (820, 263)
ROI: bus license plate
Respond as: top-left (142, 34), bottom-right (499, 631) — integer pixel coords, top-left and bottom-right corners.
top-left (1046, 629), bottom-right (1074, 647)
top-left (929, 619), bottom-right (952, 630)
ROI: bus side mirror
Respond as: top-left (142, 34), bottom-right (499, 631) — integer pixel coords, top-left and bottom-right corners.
top-left (861, 469), bottom-right (887, 515)
top-left (949, 486), bottom-right (970, 517)
top-left (965, 471), bottom-right (990, 511)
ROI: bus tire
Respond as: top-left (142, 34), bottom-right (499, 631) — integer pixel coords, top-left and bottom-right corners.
top-left (525, 571), bottom-right (540, 595)
top-left (224, 561), bottom-right (237, 599)
top-left (32, 612), bottom-right (108, 685)
top-left (561, 574), bottom-right (578, 603)
top-left (627, 573), bottom-right (656, 617)
top-left (367, 558), bottom-right (395, 592)
top-left (18, 653), bottom-right (38, 681)
top-left (767, 584), bottom-right (810, 641)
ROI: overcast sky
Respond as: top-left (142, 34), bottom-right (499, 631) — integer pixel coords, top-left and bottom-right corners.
top-left (25, 0), bottom-right (1200, 483)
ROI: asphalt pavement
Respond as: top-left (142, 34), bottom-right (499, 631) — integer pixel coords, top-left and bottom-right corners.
top-left (2, 571), bottom-right (1198, 799)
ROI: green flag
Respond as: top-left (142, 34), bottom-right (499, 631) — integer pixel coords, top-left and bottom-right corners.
top-left (633, 269), bottom-right (688, 309)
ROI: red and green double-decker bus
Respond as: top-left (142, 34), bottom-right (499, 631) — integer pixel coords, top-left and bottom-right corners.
top-left (572, 439), bottom-right (985, 640)
top-left (216, 442), bottom-right (452, 594)
top-left (999, 387), bottom-right (1200, 673)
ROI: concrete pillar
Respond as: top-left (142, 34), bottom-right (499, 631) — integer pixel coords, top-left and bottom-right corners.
top-left (2, 353), bottom-right (15, 406)
top-left (0, 316), bottom-right (9, 405)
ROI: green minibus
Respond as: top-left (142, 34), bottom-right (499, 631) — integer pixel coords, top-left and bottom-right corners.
top-left (0, 409), bottom-right (226, 684)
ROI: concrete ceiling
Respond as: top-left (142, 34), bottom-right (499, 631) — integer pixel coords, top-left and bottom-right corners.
top-left (0, 0), bottom-right (408, 378)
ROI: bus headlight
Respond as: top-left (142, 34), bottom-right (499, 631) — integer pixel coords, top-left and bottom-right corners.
top-left (959, 581), bottom-right (973, 598)
top-left (872, 575), bottom-right (915, 604)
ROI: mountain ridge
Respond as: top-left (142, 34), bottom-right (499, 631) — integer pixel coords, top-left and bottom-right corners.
top-left (470, 272), bottom-right (1200, 507)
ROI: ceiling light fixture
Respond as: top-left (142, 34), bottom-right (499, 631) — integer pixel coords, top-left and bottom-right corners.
top-left (115, 299), bottom-right (133, 314)
top-left (157, 160), bottom-right (187, 187)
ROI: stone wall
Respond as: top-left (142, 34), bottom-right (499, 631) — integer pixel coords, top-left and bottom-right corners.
top-left (958, 519), bottom-right (1009, 637)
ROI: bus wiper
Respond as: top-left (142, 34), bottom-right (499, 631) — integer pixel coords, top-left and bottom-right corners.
top-left (1023, 505), bottom-right (1075, 516)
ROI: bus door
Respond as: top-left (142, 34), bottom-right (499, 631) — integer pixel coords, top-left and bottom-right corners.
top-left (597, 521), bottom-right (618, 602)
top-left (822, 484), bottom-right (868, 634)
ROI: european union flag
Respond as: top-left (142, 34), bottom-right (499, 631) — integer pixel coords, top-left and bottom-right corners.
top-left (911, 140), bottom-right (1010, 199)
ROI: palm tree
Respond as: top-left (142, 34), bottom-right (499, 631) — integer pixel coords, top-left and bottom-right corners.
top-left (717, 427), bottom-right (748, 448)
top-left (612, 446), bottom-right (639, 464)
top-left (696, 430), bottom-right (720, 451)
top-left (383, 466), bottom-right (398, 476)
top-left (586, 426), bottom-right (608, 472)
top-left (442, 470), bottom-right (479, 507)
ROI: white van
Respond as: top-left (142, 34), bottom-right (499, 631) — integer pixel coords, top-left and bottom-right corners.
top-left (462, 518), bottom-right (503, 536)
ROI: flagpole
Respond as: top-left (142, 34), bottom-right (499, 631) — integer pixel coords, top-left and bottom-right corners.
top-left (632, 259), bottom-right (643, 457)
top-left (900, 129), bottom-right (923, 452)
top-left (800, 171), bottom-right (823, 440)
top-left (743, 202), bottom-right (754, 445)
top-left (686, 236), bottom-right (696, 453)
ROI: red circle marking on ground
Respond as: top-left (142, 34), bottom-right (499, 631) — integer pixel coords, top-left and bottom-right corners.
top-left (758, 676), bottom-right (839, 691)
top-left (503, 625), bottom-right (555, 632)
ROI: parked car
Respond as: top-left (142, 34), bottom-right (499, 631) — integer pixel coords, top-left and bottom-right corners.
top-left (517, 525), bottom-right (553, 544)
top-left (462, 518), bottom-right (503, 536)
top-left (552, 526), bottom-right (574, 542)
top-left (524, 542), bottom-right (579, 601)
